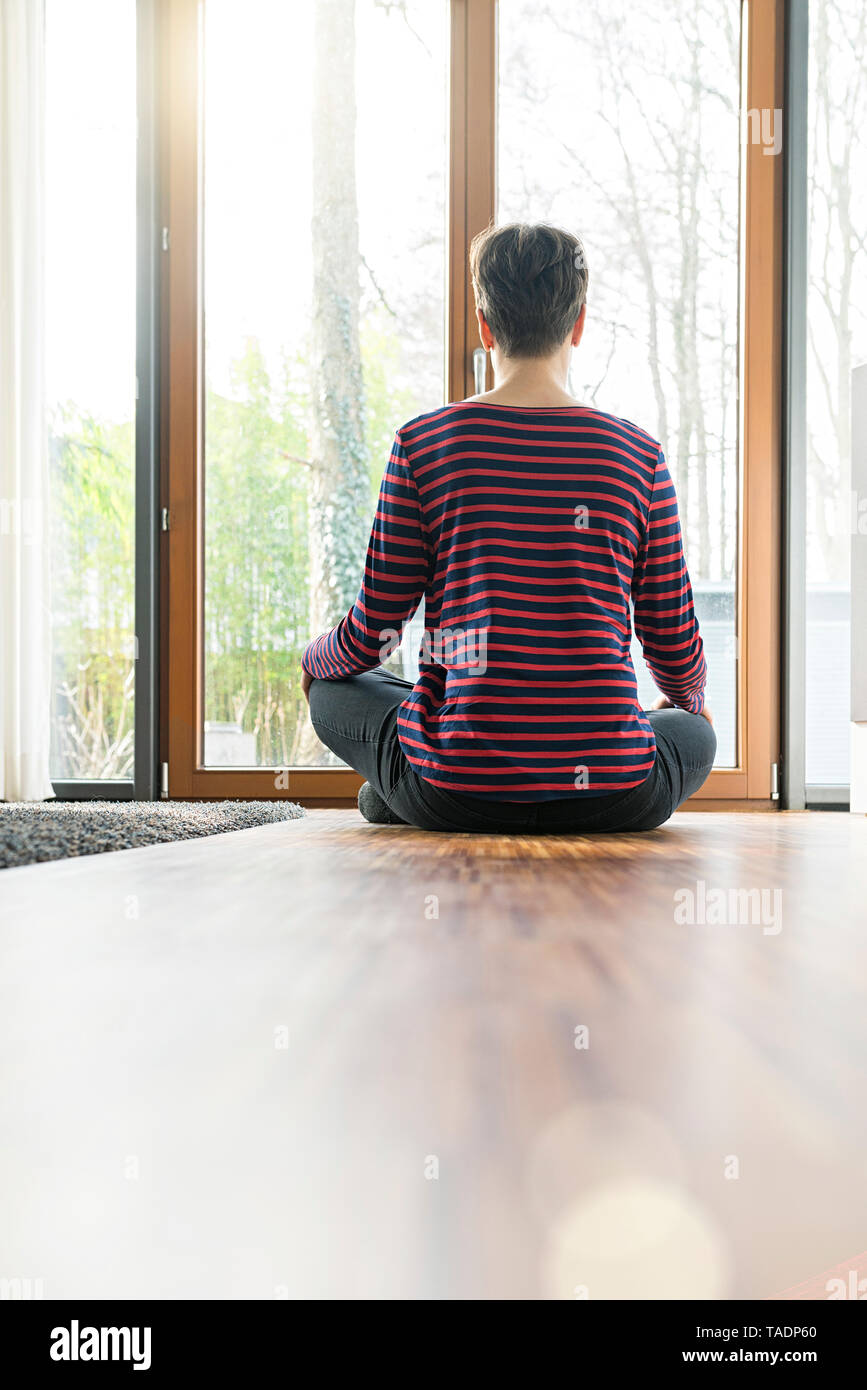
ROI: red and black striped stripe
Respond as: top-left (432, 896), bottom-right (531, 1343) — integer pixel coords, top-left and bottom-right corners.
top-left (303, 402), bottom-right (707, 801)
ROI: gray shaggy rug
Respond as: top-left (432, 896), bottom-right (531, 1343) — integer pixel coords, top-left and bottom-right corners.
top-left (0, 800), bottom-right (305, 869)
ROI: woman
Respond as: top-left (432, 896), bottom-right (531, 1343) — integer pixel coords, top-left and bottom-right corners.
top-left (301, 222), bottom-right (715, 833)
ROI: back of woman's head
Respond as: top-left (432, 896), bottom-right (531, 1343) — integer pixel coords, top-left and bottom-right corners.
top-left (470, 222), bottom-right (589, 359)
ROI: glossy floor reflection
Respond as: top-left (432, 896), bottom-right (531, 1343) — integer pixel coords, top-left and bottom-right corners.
top-left (0, 810), bottom-right (864, 1299)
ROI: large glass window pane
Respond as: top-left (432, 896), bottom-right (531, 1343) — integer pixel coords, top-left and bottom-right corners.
top-left (805, 0), bottom-right (866, 788)
top-left (46, 0), bottom-right (137, 780)
top-left (201, 0), bottom-right (447, 768)
top-left (498, 0), bottom-right (741, 767)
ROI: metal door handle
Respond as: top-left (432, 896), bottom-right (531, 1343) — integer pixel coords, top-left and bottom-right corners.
top-left (473, 347), bottom-right (487, 396)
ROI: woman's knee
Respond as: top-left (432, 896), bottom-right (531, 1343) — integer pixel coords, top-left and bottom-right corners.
top-left (649, 709), bottom-right (716, 808)
top-left (693, 712), bottom-right (717, 769)
top-left (654, 706), bottom-right (717, 771)
top-left (307, 676), bottom-right (328, 730)
top-left (307, 674), bottom-right (354, 735)
top-left (680, 716), bottom-right (716, 802)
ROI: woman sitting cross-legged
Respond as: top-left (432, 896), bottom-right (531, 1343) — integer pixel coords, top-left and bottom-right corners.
top-left (301, 221), bottom-right (715, 833)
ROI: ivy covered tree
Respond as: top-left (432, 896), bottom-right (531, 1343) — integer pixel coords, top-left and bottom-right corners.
top-left (308, 0), bottom-right (371, 635)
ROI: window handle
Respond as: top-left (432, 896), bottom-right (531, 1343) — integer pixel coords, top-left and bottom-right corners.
top-left (473, 347), bottom-right (487, 396)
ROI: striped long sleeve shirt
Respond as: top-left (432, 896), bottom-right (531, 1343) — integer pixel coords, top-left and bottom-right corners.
top-left (302, 402), bottom-right (707, 801)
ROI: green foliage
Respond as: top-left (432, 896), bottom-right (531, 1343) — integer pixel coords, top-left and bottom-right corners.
top-left (203, 339), bottom-right (312, 765)
top-left (51, 319), bottom-right (423, 775)
top-left (49, 407), bottom-right (136, 779)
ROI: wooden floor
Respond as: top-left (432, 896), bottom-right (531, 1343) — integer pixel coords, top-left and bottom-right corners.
top-left (0, 809), bottom-right (865, 1300)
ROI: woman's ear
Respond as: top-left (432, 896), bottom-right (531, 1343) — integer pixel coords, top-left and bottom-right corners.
top-left (571, 304), bottom-right (587, 348)
top-left (477, 308), bottom-right (495, 352)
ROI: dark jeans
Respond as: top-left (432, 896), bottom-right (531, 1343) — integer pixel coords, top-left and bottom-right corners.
top-left (309, 668), bottom-right (717, 834)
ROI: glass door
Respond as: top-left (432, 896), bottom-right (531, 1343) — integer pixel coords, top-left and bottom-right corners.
top-left (45, 0), bottom-right (138, 785)
top-left (498, 0), bottom-right (741, 769)
top-left (804, 0), bottom-right (867, 795)
top-left (199, 0), bottom-right (448, 773)
top-left (163, 0), bottom-right (781, 802)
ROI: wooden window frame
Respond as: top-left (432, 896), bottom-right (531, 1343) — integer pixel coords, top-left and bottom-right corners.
top-left (159, 0), bottom-right (782, 806)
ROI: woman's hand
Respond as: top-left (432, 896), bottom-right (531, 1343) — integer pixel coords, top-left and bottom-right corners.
top-left (301, 667), bottom-right (314, 704)
top-left (650, 693), bottom-right (714, 726)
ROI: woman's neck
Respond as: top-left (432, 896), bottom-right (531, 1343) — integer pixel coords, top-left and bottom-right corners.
top-left (471, 351), bottom-right (582, 408)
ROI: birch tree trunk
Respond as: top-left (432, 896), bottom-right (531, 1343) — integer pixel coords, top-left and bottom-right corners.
top-left (309, 0), bottom-right (370, 636)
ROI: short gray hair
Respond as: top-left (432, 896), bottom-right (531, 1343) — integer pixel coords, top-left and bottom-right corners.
top-left (469, 222), bottom-right (589, 358)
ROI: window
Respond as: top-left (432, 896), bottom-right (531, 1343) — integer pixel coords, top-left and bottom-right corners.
top-left (805, 0), bottom-right (867, 788)
top-left (163, 0), bottom-right (782, 802)
top-left (200, 0), bottom-right (448, 768)
top-left (46, 0), bottom-right (137, 781)
top-left (498, 0), bottom-right (741, 767)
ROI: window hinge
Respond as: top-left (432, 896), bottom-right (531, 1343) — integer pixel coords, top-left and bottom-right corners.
top-left (771, 762), bottom-right (780, 801)
top-left (161, 226), bottom-right (170, 252)
top-left (161, 507), bottom-right (170, 532)
top-left (160, 762), bottom-right (169, 799)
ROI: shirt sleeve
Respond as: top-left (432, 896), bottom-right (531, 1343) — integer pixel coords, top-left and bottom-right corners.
top-left (301, 432), bottom-right (431, 680)
top-left (631, 449), bottom-right (707, 713)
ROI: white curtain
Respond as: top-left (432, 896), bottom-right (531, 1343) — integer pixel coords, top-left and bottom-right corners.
top-left (0, 0), bottom-right (54, 800)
